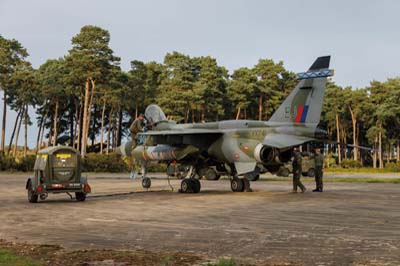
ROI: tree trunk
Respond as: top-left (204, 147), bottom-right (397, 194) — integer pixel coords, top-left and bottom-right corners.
top-left (349, 106), bottom-right (358, 161)
top-left (373, 138), bottom-right (377, 168)
top-left (77, 98), bottom-right (83, 151)
top-left (1, 91), bottom-right (7, 153)
top-left (185, 107), bottom-right (190, 123)
top-left (258, 95), bottom-right (263, 121)
top-left (73, 99), bottom-right (79, 148)
top-left (342, 127), bottom-right (347, 160)
top-left (7, 108), bottom-right (22, 155)
top-left (39, 112), bottom-right (47, 150)
top-left (100, 99), bottom-right (106, 154)
top-left (117, 107), bottom-right (123, 146)
top-left (24, 104), bottom-right (28, 156)
top-left (336, 113), bottom-right (341, 165)
top-left (84, 78), bottom-right (96, 154)
top-left (356, 124), bottom-right (360, 164)
top-left (81, 78), bottom-right (91, 156)
top-left (13, 105), bottom-right (24, 156)
top-left (107, 108), bottom-right (113, 154)
top-left (397, 140), bottom-right (400, 163)
top-left (36, 115), bottom-right (44, 153)
top-left (48, 123), bottom-right (53, 148)
top-left (70, 96), bottom-right (74, 147)
top-left (264, 97), bottom-right (269, 120)
top-left (378, 123), bottom-right (383, 169)
top-left (53, 98), bottom-right (59, 146)
top-left (235, 106), bottom-right (241, 120)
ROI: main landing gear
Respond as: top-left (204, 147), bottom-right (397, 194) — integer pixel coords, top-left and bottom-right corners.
top-left (179, 166), bottom-right (201, 193)
top-left (230, 177), bottom-right (252, 192)
top-left (179, 178), bottom-right (201, 193)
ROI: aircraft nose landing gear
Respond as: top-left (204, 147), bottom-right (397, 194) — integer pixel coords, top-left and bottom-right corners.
top-left (179, 179), bottom-right (201, 193)
top-left (142, 177), bottom-right (151, 189)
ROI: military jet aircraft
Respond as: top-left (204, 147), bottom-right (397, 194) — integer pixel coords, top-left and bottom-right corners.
top-left (118, 56), bottom-right (333, 193)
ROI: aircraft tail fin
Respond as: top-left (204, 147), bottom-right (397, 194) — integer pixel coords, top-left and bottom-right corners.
top-left (269, 56), bottom-right (333, 125)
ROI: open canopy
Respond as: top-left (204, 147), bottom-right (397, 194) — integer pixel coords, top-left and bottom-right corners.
top-left (145, 104), bottom-right (167, 125)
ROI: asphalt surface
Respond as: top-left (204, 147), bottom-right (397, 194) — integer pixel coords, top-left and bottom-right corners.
top-left (0, 173), bottom-right (399, 265)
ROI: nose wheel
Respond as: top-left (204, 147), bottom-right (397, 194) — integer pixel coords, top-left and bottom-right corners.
top-left (142, 177), bottom-right (151, 189)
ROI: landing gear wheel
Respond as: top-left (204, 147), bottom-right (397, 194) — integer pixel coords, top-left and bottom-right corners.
top-left (231, 178), bottom-right (244, 192)
top-left (243, 178), bottom-right (252, 192)
top-left (27, 182), bottom-right (38, 203)
top-left (191, 179), bottom-right (201, 193)
top-left (180, 179), bottom-right (192, 193)
top-left (203, 168), bottom-right (219, 181)
top-left (142, 177), bottom-right (151, 189)
top-left (75, 192), bottom-right (86, 202)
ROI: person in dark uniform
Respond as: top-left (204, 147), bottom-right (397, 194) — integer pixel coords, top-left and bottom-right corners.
top-left (313, 148), bottom-right (324, 192)
top-left (292, 147), bottom-right (306, 193)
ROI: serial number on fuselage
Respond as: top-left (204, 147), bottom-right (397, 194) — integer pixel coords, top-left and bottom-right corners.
top-left (231, 129), bottom-right (268, 140)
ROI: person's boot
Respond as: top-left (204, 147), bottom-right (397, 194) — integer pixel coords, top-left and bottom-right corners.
top-left (312, 188), bottom-right (319, 192)
top-left (301, 187), bottom-right (306, 193)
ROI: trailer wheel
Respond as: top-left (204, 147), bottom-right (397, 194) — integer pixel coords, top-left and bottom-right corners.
top-left (27, 181), bottom-right (38, 203)
top-left (75, 192), bottom-right (86, 202)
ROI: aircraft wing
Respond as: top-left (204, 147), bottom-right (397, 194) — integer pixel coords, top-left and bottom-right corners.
top-left (262, 133), bottom-right (315, 149)
top-left (141, 129), bottom-right (223, 135)
top-left (140, 129), bottom-right (223, 150)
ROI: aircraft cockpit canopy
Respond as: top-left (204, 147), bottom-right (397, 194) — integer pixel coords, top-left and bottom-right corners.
top-left (145, 104), bottom-right (168, 125)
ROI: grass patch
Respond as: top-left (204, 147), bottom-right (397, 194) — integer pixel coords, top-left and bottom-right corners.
top-left (262, 177), bottom-right (400, 184)
top-left (325, 167), bottom-right (396, 173)
top-left (0, 249), bottom-right (42, 266)
top-left (208, 257), bottom-right (236, 266)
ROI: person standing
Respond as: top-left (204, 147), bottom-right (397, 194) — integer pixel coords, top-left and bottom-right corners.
top-left (129, 113), bottom-right (145, 150)
top-left (313, 148), bottom-right (324, 192)
top-left (129, 114), bottom-right (145, 178)
top-left (292, 147), bottom-right (306, 193)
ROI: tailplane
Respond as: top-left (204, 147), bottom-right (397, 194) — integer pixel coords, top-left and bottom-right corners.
top-left (269, 56), bottom-right (333, 125)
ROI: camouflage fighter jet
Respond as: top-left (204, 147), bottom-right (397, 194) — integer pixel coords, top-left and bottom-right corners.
top-left (119, 56), bottom-right (333, 193)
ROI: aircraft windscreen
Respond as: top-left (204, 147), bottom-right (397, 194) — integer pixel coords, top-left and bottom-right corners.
top-left (145, 104), bottom-right (167, 125)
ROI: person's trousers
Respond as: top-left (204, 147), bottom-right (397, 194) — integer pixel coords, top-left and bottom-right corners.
top-left (293, 171), bottom-right (305, 191)
top-left (315, 166), bottom-right (323, 190)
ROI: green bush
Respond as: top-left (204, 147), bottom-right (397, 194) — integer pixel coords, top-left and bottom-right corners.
top-left (341, 159), bottom-right (362, 168)
top-left (15, 155), bottom-right (36, 171)
top-left (146, 163), bottom-right (167, 173)
top-left (208, 258), bottom-right (236, 266)
top-left (82, 153), bottom-right (128, 172)
top-left (385, 162), bottom-right (400, 172)
top-left (0, 155), bottom-right (35, 171)
top-left (0, 155), bottom-right (18, 171)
